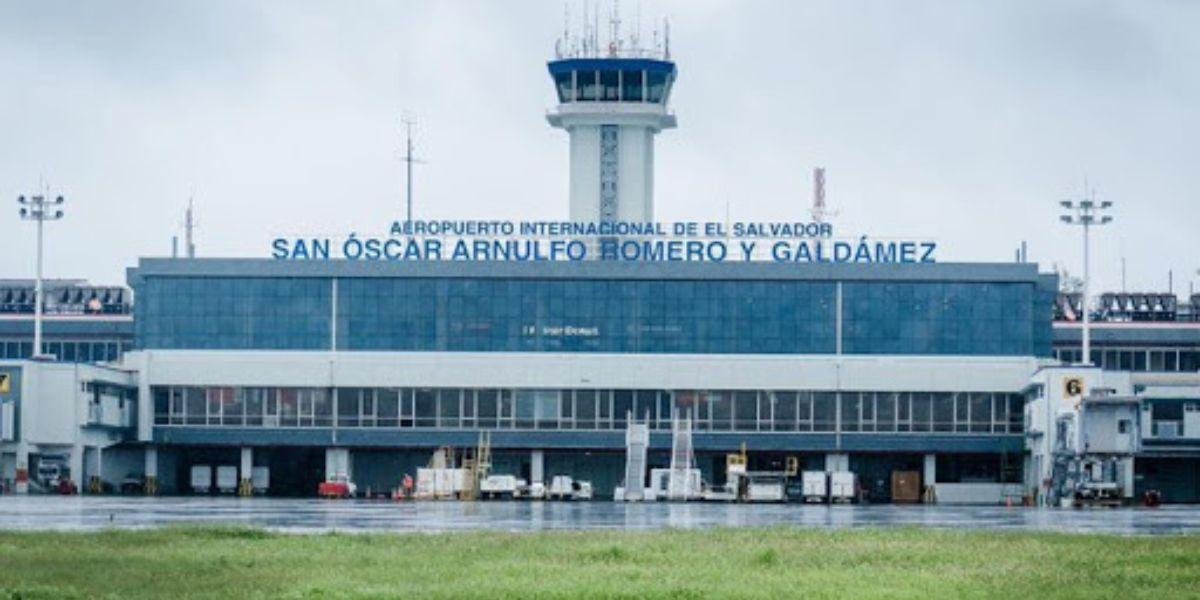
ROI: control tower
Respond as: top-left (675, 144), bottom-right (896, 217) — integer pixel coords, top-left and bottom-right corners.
top-left (547, 11), bottom-right (676, 224)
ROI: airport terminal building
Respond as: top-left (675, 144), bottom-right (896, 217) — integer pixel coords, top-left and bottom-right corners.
top-left (120, 258), bottom-right (1049, 499)
top-left (3, 29), bottom-right (1200, 504)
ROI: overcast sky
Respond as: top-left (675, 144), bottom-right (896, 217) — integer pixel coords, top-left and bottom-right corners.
top-left (1, 1), bottom-right (1197, 294)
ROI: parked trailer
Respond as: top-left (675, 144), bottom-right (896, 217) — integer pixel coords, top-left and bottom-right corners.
top-left (216, 466), bottom-right (239, 494)
top-left (802, 471), bottom-right (828, 503)
top-left (745, 474), bottom-right (787, 503)
top-left (190, 465), bottom-right (212, 495)
top-left (480, 475), bottom-right (518, 500)
top-left (251, 466), bottom-right (270, 495)
top-left (830, 471), bottom-right (857, 503)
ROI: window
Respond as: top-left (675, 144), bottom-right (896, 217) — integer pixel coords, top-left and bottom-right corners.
top-left (735, 392), bottom-right (757, 431)
top-left (932, 393), bottom-right (953, 432)
top-left (711, 392), bottom-right (733, 431)
top-left (415, 389), bottom-right (435, 427)
top-left (600, 70), bottom-right (620, 101)
top-left (911, 394), bottom-right (931, 432)
top-left (813, 392), bottom-right (836, 432)
top-left (336, 388), bottom-right (359, 427)
top-left (613, 390), bottom-right (633, 429)
top-left (840, 393), bottom-right (860, 432)
top-left (969, 393), bottom-right (991, 433)
top-left (438, 389), bottom-right (461, 428)
top-left (573, 390), bottom-right (595, 429)
top-left (576, 70), bottom-right (599, 101)
top-left (477, 390), bottom-right (498, 428)
top-left (647, 72), bottom-right (668, 102)
top-left (774, 392), bottom-right (797, 432)
top-left (554, 71), bottom-right (573, 102)
top-left (621, 70), bottom-right (644, 101)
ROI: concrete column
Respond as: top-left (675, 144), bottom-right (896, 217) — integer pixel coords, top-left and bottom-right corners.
top-left (1121, 456), bottom-right (1135, 499)
top-left (531, 450), bottom-right (544, 484)
top-left (85, 446), bottom-right (104, 494)
top-left (144, 446), bottom-right (159, 495)
top-left (239, 447), bottom-right (253, 496)
top-left (923, 453), bottom-right (937, 504)
top-left (824, 452), bottom-right (848, 473)
top-left (70, 445), bottom-right (84, 491)
top-left (14, 442), bottom-right (29, 494)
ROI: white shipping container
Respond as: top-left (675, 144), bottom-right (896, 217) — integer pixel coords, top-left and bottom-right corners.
top-left (746, 480), bottom-right (786, 502)
top-left (436, 469), bottom-right (455, 497)
top-left (830, 471), bottom-right (857, 501)
top-left (549, 475), bottom-right (573, 499)
top-left (416, 468), bottom-right (435, 498)
top-left (216, 466), bottom-right (239, 494)
top-left (251, 467), bottom-right (270, 493)
top-left (802, 471), bottom-right (828, 502)
top-left (190, 465), bottom-right (212, 494)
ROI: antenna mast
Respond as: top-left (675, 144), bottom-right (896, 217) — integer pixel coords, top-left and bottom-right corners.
top-left (400, 115), bottom-right (424, 222)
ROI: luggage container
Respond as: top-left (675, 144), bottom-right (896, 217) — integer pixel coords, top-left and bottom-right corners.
top-left (802, 471), bottom-right (828, 503)
top-left (548, 475), bottom-right (574, 500)
top-left (216, 466), bottom-right (239, 494)
top-left (891, 470), bottom-right (922, 504)
top-left (251, 466), bottom-right (270, 495)
top-left (190, 465), bottom-right (212, 495)
top-left (830, 471), bottom-right (857, 503)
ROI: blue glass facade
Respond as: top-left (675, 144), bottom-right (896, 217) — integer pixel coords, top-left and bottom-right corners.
top-left (130, 260), bottom-right (1054, 356)
top-left (136, 277), bottom-right (330, 350)
top-left (841, 282), bottom-right (1034, 355)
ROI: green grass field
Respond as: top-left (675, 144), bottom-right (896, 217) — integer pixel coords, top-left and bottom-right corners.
top-left (0, 527), bottom-right (1198, 599)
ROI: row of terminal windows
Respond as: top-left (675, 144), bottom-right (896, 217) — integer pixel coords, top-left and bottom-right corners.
top-left (137, 276), bottom-right (1046, 356)
top-left (553, 70), bottom-right (672, 103)
top-left (0, 339), bottom-right (131, 363)
top-left (1053, 347), bottom-right (1200, 372)
top-left (153, 387), bottom-right (1024, 435)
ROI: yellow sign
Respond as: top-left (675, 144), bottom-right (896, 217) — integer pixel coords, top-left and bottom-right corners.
top-left (0, 373), bottom-right (10, 394)
top-left (1064, 377), bottom-right (1084, 398)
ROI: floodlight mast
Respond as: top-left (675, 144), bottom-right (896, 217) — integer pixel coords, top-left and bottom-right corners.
top-left (1059, 193), bottom-right (1114, 366)
top-left (17, 191), bottom-right (66, 360)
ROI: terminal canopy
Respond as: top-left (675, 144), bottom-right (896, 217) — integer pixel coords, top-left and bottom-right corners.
top-left (548, 58), bottom-right (676, 105)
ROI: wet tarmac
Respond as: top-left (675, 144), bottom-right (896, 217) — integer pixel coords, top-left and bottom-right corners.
top-left (1, 496), bottom-right (1199, 535)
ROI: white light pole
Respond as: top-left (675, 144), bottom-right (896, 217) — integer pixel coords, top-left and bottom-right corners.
top-left (1060, 194), bottom-right (1112, 366)
top-left (17, 192), bottom-right (65, 360)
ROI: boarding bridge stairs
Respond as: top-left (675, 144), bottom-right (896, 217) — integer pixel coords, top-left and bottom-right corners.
top-left (623, 411), bottom-right (649, 501)
top-left (667, 408), bottom-right (696, 501)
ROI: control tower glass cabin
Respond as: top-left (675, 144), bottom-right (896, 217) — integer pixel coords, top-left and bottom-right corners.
top-left (547, 58), bottom-right (677, 225)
